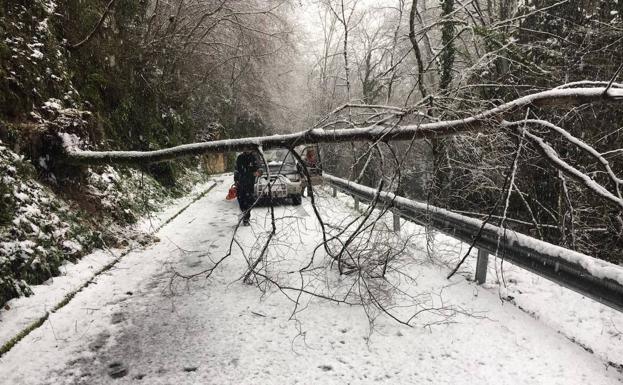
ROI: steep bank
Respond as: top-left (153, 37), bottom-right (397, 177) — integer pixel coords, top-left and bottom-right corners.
top-left (0, 138), bottom-right (209, 305)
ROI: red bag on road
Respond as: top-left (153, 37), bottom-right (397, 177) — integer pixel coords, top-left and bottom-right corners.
top-left (226, 184), bottom-right (237, 200)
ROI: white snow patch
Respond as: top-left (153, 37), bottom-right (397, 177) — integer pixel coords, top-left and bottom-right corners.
top-left (61, 240), bottom-right (82, 253)
top-left (42, 98), bottom-right (62, 111)
top-left (58, 132), bottom-right (82, 151)
top-left (30, 49), bottom-right (44, 60)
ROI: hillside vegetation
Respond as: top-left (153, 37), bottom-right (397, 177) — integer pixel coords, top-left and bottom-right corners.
top-left (0, 0), bottom-right (290, 305)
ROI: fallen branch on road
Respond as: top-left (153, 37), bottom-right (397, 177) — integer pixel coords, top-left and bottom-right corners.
top-left (58, 87), bottom-right (623, 166)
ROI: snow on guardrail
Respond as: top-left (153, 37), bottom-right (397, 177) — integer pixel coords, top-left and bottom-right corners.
top-left (323, 173), bottom-right (623, 312)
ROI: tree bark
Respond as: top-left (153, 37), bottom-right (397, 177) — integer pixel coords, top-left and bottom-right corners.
top-left (408, 0), bottom-right (428, 99)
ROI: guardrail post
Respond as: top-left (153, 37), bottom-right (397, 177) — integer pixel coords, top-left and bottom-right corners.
top-left (475, 248), bottom-right (489, 284)
top-left (393, 211), bottom-right (400, 232)
top-left (354, 196), bottom-right (359, 211)
top-left (332, 187), bottom-right (337, 197)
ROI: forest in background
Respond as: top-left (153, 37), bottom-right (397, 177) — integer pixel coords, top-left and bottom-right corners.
top-left (302, 0), bottom-right (623, 265)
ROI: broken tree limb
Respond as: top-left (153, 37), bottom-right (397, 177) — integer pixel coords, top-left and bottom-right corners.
top-left (59, 87), bottom-right (623, 166)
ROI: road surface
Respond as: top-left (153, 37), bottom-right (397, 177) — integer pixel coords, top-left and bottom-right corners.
top-left (0, 176), bottom-right (621, 385)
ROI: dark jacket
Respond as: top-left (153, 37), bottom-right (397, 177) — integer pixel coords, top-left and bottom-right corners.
top-left (235, 151), bottom-right (260, 189)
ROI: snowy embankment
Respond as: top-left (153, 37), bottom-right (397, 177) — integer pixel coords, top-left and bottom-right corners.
top-left (0, 177), bottom-right (218, 355)
top-left (0, 179), bottom-right (621, 384)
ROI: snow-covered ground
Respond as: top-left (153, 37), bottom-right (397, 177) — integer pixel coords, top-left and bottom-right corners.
top-left (0, 177), bottom-right (621, 384)
top-left (334, 188), bottom-right (623, 370)
top-left (0, 178), bottom-right (217, 352)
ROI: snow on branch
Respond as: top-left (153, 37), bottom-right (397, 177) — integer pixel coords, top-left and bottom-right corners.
top-left (60, 86), bottom-right (623, 165)
top-left (507, 123), bottom-right (623, 210)
top-left (555, 81), bottom-right (623, 90)
top-left (503, 119), bottom-right (623, 200)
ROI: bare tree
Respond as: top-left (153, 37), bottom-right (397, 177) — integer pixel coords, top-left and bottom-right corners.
top-left (323, 0), bottom-right (361, 102)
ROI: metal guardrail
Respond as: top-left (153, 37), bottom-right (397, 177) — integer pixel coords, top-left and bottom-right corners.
top-left (324, 174), bottom-right (623, 312)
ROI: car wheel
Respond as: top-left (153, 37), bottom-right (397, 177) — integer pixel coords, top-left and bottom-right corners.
top-left (291, 194), bottom-right (302, 205)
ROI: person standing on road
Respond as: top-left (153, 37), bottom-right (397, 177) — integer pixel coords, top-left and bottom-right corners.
top-left (235, 149), bottom-right (261, 226)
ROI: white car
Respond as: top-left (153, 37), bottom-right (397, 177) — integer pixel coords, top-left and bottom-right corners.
top-left (254, 149), bottom-right (303, 205)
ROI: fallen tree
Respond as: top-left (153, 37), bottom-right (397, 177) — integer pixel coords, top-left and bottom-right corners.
top-left (55, 83), bottom-right (623, 279)
top-left (53, 83), bottom-right (623, 327)
top-left (58, 86), bottom-right (623, 166)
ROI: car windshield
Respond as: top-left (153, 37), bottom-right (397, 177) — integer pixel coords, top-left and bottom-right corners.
top-left (259, 149), bottom-right (298, 175)
top-left (264, 149), bottom-right (296, 166)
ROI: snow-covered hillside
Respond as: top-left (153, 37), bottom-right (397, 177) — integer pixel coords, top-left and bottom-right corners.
top-left (0, 139), bottom-right (209, 307)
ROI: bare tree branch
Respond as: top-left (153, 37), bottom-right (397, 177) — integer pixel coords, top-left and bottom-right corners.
top-left (59, 86), bottom-right (623, 165)
top-left (70, 0), bottom-right (117, 50)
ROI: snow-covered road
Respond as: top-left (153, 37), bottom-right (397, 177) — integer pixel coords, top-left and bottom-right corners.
top-left (1, 176), bottom-right (621, 385)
